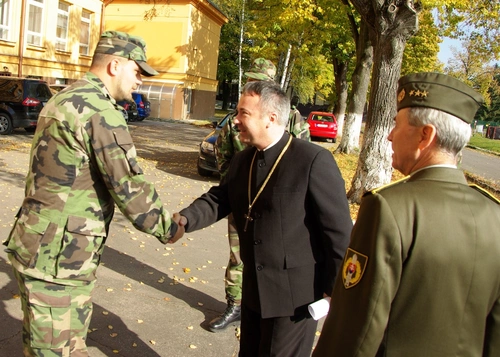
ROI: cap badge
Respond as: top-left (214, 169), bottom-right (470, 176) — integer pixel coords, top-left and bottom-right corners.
top-left (397, 88), bottom-right (405, 103)
top-left (342, 248), bottom-right (368, 289)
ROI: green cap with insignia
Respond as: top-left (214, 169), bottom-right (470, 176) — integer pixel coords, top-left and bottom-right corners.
top-left (397, 72), bottom-right (484, 123)
top-left (244, 58), bottom-right (276, 81)
top-left (94, 31), bottom-right (158, 77)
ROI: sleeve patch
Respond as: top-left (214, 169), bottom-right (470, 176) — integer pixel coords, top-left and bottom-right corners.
top-left (342, 248), bottom-right (368, 289)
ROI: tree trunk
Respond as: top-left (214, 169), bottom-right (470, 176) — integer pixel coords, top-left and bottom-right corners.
top-left (336, 21), bottom-right (373, 154)
top-left (347, 0), bottom-right (421, 204)
top-left (347, 35), bottom-right (406, 203)
top-left (333, 58), bottom-right (349, 135)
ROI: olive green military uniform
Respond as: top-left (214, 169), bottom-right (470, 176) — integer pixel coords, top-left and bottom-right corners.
top-left (313, 170), bottom-right (500, 356)
top-left (4, 32), bottom-right (176, 356)
top-left (314, 73), bottom-right (500, 356)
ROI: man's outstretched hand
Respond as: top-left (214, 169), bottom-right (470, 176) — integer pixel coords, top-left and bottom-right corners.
top-left (169, 213), bottom-right (187, 244)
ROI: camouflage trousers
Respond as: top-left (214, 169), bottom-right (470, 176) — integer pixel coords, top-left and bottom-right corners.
top-left (225, 213), bottom-right (243, 304)
top-left (13, 269), bottom-right (95, 357)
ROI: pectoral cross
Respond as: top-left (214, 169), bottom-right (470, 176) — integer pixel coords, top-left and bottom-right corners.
top-left (243, 207), bottom-right (253, 232)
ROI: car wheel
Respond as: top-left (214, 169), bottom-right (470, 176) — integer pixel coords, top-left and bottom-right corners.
top-left (0, 113), bottom-right (13, 135)
top-left (137, 116), bottom-right (145, 121)
top-left (197, 163), bottom-right (213, 177)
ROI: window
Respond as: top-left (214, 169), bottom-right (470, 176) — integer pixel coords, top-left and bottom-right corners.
top-left (56, 1), bottom-right (69, 51)
top-left (0, 0), bottom-right (11, 41)
top-left (79, 10), bottom-right (91, 55)
top-left (26, 0), bottom-right (44, 46)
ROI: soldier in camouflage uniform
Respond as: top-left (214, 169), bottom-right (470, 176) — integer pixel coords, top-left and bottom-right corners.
top-left (3, 31), bottom-right (184, 356)
top-left (209, 58), bottom-right (276, 332)
top-left (288, 105), bottom-right (311, 141)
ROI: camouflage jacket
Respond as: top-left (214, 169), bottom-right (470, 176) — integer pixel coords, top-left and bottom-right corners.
top-left (215, 112), bottom-right (246, 178)
top-left (4, 72), bottom-right (177, 285)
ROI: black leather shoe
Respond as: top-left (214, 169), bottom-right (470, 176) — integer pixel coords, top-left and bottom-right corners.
top-left (208, 303), bottom-right (241, 332)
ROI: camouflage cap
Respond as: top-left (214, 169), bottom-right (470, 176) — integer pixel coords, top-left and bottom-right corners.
top-left (397, 72), bottom-right (484, 123)
top-left (244, 58), bottom-right (276, 80)
top-left (94, 31), bottom-right (158, 77)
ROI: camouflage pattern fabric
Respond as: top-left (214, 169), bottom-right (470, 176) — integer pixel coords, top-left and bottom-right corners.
top-left (244, 58), bottom-right (276, 81)
top-left (288, 108), bottom-right (311, 142)
top-left (14, 269), bottom-right (94, 357)
top-left (215, 114), bottom-right (245, 304)
top-left (94, 31), bottom-right (158, 76)
top-left (225, 213), bottom-right (243, 303)
top-left (215, 113), bottom-right (246, 179)
top-left (4, 72), bottom-right (177, 353)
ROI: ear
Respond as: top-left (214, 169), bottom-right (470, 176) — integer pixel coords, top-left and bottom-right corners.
top-left (267, 112), bottom-right (278, 127)
top-left (108, 58), bottom-right (122, 76)
top-left (418, 124), bottom-right (437, 150)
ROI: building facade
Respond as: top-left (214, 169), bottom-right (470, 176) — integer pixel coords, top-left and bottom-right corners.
top-left (0, 0), bottom-right (227, 120)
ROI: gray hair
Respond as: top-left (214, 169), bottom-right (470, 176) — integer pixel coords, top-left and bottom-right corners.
top-left (407, 107), bottom-right (471, 156)
top-left (241, 81), bottom-right (290, 126)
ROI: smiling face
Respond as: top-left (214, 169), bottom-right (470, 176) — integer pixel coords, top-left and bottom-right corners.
top-left (234, 92), bottom-right (272, 149)
top-left (387, 108), bottom-right (423, 175)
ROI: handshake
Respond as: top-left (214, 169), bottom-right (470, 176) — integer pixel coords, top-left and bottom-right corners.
top-left (169, 212), bottom-right (188, 244)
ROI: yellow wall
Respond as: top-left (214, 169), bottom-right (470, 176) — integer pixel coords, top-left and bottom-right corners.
top-left (0, 0), bottom-right (102, 80)
top-left (104, 0), bottom-right (225, 92)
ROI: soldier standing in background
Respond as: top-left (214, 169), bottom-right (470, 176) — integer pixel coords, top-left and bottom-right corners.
top-left (210, 58), bottom-right (277, 332)
top-left (3, 31), bottom-right (184, 356)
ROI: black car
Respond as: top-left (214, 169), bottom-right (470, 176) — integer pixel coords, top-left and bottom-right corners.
top-left (197, 113), bottom-right (231, 177)
top-left (0, 77), bottom-right (53, 134)
top-left (117, 99), bottom-right (139, 122)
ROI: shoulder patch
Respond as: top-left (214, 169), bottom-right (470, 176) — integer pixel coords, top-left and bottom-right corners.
top-left (469, 184), bottom-right (500, 204)
top-left (342, 248), bottom-right (368, 289)
top-left (364, 175), bottom-right (410, 197)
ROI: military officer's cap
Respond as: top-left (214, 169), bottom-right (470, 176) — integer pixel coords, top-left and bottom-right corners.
top-left (94, 31), bottom-right (158, 77)
top-left (397, 72), bottom-right (484, 123)
top-left (245, 58), bottom-right (276, 81)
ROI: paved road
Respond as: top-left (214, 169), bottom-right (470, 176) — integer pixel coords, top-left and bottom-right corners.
top-left (461, 148), bottom-right (500, 184)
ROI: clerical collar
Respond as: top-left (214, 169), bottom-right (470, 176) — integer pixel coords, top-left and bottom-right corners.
top-left (259, 132), bottom-right (285, 152)
top-left (410, 164), bottom-right (457, 176)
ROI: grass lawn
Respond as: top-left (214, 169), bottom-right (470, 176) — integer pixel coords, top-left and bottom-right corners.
top-left (468, 133), bottom-right (500, 153)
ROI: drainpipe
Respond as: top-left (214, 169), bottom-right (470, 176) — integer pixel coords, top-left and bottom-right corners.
top-left (18, 0), bottom-right (27, 77)
top-left (101, 0), bottom-right (115, 33)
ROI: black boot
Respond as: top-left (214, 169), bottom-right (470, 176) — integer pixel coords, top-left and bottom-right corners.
top-left (208, 303), bottom-right (241, 332)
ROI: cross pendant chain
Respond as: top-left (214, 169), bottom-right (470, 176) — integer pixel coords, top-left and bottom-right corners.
top-left (243, 206), bottom-right (253, 232)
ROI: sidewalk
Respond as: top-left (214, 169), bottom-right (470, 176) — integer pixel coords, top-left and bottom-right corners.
top-left (0, 134), bottom-right (325, 356)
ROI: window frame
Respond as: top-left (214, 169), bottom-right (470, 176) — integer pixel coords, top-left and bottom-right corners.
top-left (55, 1), bottom-right (69, 51)
top-left (79, 9), bottom-right (91, 55)
top-left (26, 0), bottom-right (45, 47)
top-left (0, 0), bottom-right (11, 41)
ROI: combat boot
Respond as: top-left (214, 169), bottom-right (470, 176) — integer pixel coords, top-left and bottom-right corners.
top-left (208, 302), bottom-right (241, 332)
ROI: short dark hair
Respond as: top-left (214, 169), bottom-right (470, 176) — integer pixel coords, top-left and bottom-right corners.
top-left (241, 81), bottom-right (290, 126)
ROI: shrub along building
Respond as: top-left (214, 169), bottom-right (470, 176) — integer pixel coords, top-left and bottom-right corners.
top-left (0, 0), bottom-right (227, 120)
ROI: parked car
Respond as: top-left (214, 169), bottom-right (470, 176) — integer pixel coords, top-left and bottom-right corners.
top-left (117, 99), bottom-right (139, 122)
top-left (197, 113), bottom-right (231, 177)
top-left (0, 77), bottom-right (53, 134)
top-left (132, 92), bottom-right (151, 120)
top-left (306, 111), bottom-right (338, 143)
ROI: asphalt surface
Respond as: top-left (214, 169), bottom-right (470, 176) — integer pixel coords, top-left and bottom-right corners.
top-left (461, 147), bottom-right (500, 184)
top-left (0, 120), bottom-right (498, 357)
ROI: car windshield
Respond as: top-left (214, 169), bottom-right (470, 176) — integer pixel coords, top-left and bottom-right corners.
top-left (312, 115), bottom-right (333, 122)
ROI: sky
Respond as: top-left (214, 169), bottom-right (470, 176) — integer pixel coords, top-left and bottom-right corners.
top-left (438, 37), bottom-right (461, 64)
